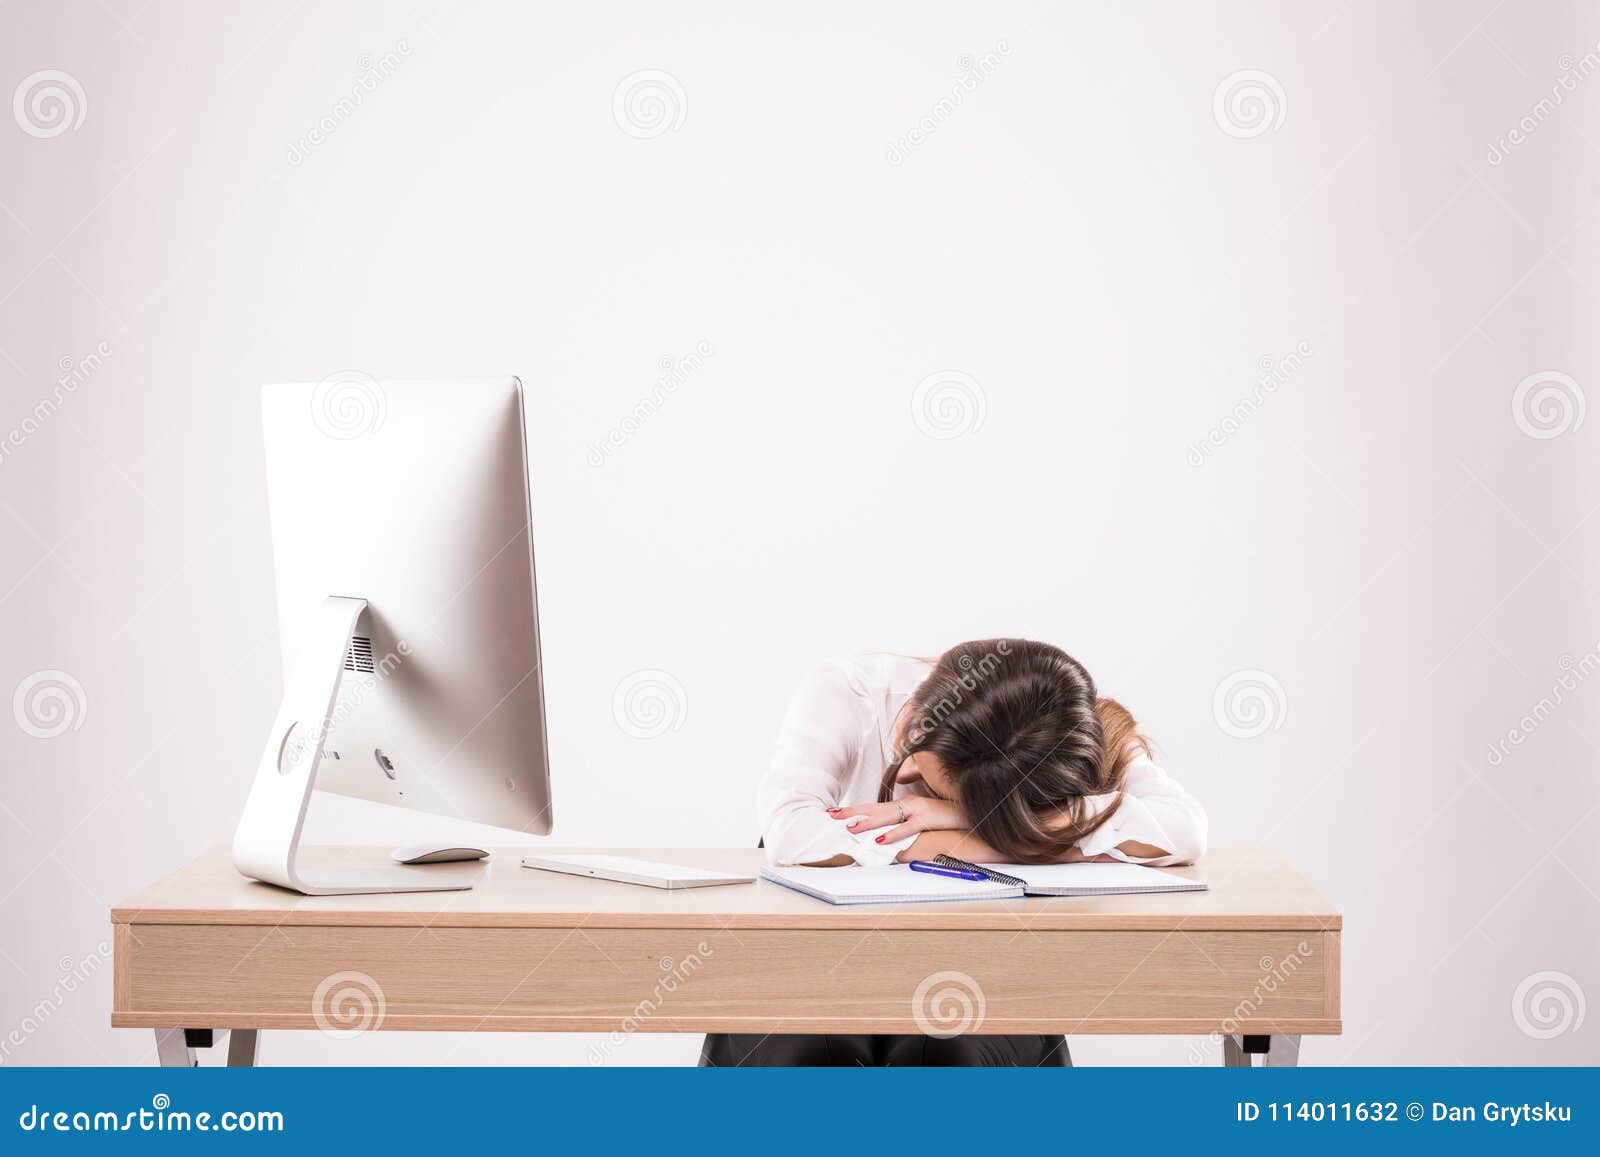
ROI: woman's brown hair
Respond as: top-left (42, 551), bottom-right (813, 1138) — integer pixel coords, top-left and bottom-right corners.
top-left (877, 639), bottom-right (1150, 863)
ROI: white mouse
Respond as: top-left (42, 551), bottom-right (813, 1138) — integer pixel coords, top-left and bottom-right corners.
top-left (391, 842), bottom-right (490, 865)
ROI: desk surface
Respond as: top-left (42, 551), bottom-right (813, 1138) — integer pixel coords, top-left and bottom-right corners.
top-left (112, 846), bottom-right (1341, 1036)
top-left (113, 845), bottom-right (1339, 932)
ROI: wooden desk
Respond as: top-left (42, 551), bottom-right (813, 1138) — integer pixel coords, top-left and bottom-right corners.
top-left (111, 845), bottom-right (1340, 1067)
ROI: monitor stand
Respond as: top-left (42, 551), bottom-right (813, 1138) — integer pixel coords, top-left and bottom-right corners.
top-left (231, 595), bottom-right (474, 896)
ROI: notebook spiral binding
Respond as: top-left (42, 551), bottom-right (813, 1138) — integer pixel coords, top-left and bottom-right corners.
top-left (931, 854), bottom-right (1027, 889)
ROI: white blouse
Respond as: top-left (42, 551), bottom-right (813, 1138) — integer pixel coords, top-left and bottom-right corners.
top-left (759, 653), bottom-right (1208, 868)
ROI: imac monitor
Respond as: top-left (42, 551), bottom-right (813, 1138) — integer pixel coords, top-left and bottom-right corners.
top-left (232, 376), bottom-right (552, 895)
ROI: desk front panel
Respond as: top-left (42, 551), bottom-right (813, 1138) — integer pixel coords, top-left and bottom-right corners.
top-left (113, 922), bottom-right (1340, 1035)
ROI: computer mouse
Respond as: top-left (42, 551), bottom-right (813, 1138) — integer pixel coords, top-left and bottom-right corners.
top-left (391, 842), bottom-right (491, 865)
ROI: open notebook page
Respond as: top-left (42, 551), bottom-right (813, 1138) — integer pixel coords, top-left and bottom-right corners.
top-left (983, 861), bottom-right (1206, 896)
top-left (760, 864), bottom-right (1021, 905)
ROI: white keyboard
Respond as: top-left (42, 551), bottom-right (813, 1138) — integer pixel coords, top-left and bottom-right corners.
top-left (520, 853), bottom-right (757, 890)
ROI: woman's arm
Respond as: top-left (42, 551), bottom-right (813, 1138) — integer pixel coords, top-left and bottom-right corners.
top-left (759, 662), bottom-right (861, 865)
top-left (890, 829), bottom-right (1004, 863)
top-left (834, 788), bottom-right (1190, 864)
top-left (1073, 753), bottom-right (1208, 865)
top-left (759, 662), bottom-right (912, 867)
top-left (894, 831), bottom-right (1159, 864)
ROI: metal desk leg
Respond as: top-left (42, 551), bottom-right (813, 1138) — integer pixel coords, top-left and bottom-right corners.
top-left (1224, 1034), bottom-right (1301, 1067)
top-left (154, 1027), bottom-right (260, 1067)
top-left (226, 1029), bottom-right (261, 1067)
top-left (1264, 1034), bottom-right (1301, 1066)
top-left (154, 1029), bottom-right (196, 1067)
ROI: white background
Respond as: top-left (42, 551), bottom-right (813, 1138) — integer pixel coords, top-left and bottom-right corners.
top-left (2, 0), bottom-right (1597, 1066)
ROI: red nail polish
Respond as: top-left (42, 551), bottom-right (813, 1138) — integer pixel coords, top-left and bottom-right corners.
top-left (875, 835), bottom-right (886, 843)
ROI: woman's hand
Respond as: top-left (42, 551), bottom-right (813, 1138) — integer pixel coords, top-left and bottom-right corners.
top-left (827, 796), bottom-right (967, 844)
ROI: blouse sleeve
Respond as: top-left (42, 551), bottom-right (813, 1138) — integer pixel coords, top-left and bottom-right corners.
top-left (1073, 753), bottom-right (1208, 866)
top-left (758, 661), bottom-right (912, 867)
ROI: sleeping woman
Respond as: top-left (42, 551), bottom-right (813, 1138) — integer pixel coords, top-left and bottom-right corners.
top-left (699, 638), bottom-right (1207, 1068)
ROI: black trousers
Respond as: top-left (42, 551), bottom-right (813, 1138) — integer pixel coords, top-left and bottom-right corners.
top-left (699, 1033), bottom-right (1071, 1067)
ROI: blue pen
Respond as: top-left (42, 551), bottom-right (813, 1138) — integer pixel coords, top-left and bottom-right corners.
top-left (908, 860), bottom-right (988, 882)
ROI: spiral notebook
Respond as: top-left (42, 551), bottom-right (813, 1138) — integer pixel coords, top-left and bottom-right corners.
top-left (759, 862), bottom-right (1020, 904)
top-left (929, 854), bottom-right (1208, 898)
top-left (760, 855), bottom-right (1205, 905)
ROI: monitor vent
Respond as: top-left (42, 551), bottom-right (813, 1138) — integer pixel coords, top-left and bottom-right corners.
top-left (344, 636), bottom-right (375, 673)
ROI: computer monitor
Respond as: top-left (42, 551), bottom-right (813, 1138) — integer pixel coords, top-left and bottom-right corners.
top-left (232, 376), bottom-right (552, 895)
